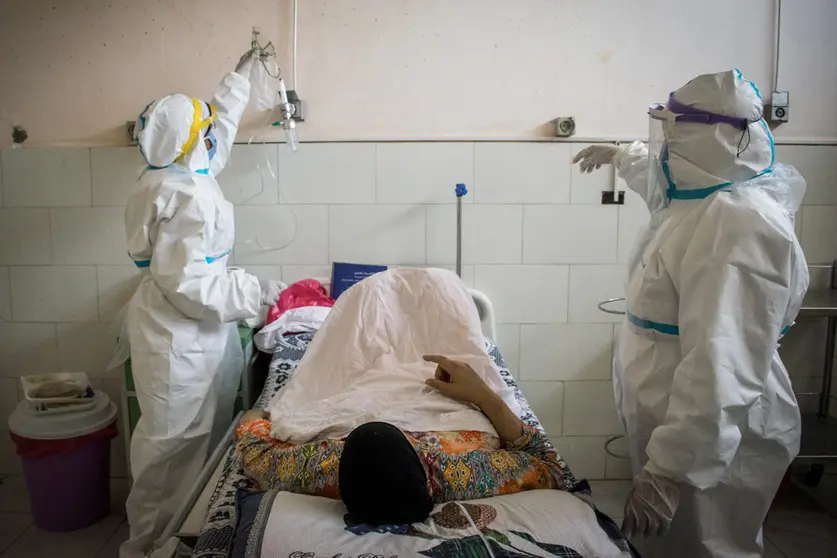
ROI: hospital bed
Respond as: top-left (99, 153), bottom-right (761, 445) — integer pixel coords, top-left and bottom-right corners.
top-left (159, 282), bottom-right (636, 557)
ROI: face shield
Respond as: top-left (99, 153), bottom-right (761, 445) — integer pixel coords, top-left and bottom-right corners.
top-left (649, 93), bottom-right (760, 198)
top-left (647, 104), bottom-right (673, 197)
top-left (201, 102), bottom-right (218, 160)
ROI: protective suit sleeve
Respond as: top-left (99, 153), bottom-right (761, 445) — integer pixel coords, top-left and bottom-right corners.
top-left (613, 141), bottom-right (649, 197)
top-left (208, 71), bottom-right (251, 177)
top-left (150, 192), bottom-right (261, 323)
top-left (645, 196), bottom-right (793, 489)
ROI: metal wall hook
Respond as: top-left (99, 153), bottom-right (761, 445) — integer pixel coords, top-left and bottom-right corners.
top-left (597, 297), bottom-right (627, 316)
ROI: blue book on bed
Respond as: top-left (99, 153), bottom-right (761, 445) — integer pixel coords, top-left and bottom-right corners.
top-left (330, 262), bottom-right (388, 299)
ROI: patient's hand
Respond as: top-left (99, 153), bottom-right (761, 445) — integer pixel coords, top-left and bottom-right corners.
top-left (423, 355), bottom-right (523, 444)
top-left (240, 409), bottom-right (268, 425)
top-left (422, 356), bottom-right (493, 407)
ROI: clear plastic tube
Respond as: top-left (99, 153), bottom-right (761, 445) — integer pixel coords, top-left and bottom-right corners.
top-left (233, 111), bottom-right (299, 253)
top-left (285, 126), bottom-right (299, 152)
top-left (231, 29), bottom-right (300, 254)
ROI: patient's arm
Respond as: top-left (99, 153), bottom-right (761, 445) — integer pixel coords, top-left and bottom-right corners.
top-left (239, 409), bottom-right (268, 424)
top-left (422, 356), bottom-right (573, 496)
top-left (423, 355), bottom-right (523, 443)
top-left (235, 418), bottom-right (342, 499)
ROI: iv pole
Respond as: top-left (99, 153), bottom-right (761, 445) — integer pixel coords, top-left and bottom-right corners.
top-left (455, 183), bottom-right (468, 277)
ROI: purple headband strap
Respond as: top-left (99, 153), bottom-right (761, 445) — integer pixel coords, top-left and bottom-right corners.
top-left (666, 93), bottom-right (758, 131)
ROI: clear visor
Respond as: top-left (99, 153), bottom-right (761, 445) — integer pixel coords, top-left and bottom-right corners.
top-left (647, 104), bottom-right (669, 195)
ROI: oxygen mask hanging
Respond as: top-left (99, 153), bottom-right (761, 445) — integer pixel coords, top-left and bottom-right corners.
top-left (245, 28), bottom-right (280, 111)
top-left (245, 28), bottom-right (299, 151)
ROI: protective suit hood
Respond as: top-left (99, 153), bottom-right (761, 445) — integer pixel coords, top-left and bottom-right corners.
top-left (121, 71), bottom-right (257, 558)
top-left (608, 69), bottom-right (808, 557)
top-left (136, 94), bottom-right (213, 174)
top-left (662, 69), bottom-right (775, 197)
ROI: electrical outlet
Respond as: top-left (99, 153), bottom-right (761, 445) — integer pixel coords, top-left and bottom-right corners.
top-left (601, 191), bottom-right (625, 205)
top-left (767, 91), bottom-right (789, 124)
top-left (287, 90), bottom-right (305, 122)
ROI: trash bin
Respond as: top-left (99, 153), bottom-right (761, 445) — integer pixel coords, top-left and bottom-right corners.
top-left (8, 392), bottom-right (118, 532)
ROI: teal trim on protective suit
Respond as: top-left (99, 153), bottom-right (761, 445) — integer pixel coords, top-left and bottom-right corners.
top-left (132, 248), bottom-right (231, 268)
top-left (204, 249), bottom-right (231, 264)
top-left (627, 312), bottom-right (680, 336)
top-left (627, 312), bottom-right (790, 339)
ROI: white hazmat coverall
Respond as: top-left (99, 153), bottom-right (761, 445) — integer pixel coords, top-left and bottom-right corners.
top-left (583, 70), bottom-right (808, 557)
top-left (120, 71), bottom-right (262, 558)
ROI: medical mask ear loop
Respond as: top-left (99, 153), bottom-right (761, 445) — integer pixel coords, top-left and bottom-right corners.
top-left (736, 124), bottom-right (752, 157)
top-left (454, 502), bottom-right (496, 558)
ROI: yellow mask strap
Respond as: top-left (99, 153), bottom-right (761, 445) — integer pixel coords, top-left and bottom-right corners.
top-left (176, 98), bottom-right (217, 162)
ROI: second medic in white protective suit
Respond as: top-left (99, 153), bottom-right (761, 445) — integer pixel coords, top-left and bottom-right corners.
top-left (573, 70), bottom-right (808, 557)
top-left (120, 52), bottom-right (284, 558)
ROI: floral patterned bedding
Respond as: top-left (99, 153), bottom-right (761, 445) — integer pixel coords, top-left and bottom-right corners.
top-left (191, 333), bottom-right (636, 558)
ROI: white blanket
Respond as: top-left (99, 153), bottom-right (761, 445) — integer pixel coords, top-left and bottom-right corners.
top-left (260, 491), bottom-right (631, 558)
top-left (267, 267), bottom-right (519, 443)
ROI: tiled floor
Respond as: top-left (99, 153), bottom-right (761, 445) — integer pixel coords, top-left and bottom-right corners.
top-left (587, 477), bottom-right (837, 558)
top-left (763, 476), bottom-right (837, 558)
top-left (0, 475), bottom-right (130, 557)
top-left (1, 475), bottom-right (835, 556)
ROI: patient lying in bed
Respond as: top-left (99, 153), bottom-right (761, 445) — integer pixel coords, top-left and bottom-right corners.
top-left (237, 354), bottom-right (570, 526)
top-left (237, 268), bottom-right (572, 526)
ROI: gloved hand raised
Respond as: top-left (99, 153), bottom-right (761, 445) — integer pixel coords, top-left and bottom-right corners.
top-left (235, 50), bottom-right (255, 78)
top-left (622, 464), bottom-right (680, 539)
top-left (572, 145), bottom-right (623, 173)
top-left (259, 279), bottom-right (286, 306)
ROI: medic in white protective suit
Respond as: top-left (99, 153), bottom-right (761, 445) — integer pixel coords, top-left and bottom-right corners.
top-left (574, 70), bottom-right (808, 557)
top-left (120, 53), bottom-right (283, 558)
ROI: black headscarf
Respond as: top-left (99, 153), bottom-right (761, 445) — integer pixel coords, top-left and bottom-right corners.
top-left (339, 422), bottom-right (433, 525)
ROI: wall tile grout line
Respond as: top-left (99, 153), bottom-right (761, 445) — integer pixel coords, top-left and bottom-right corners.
top-left (88, 148), bottom-right (94, 206)
top-left (326, 205), bottom-right (331, 264)
top-left (423, 203), bottom-right (428, 266)
top-left (565, 263), bottom-right (572, 324)
top-left (95, 265), bottom-right (103, 324)
top-left (518, 205), bottom-right (525, 264)
top-left (1, 142), bottom-right (834, 482)
top-left (471, 142), bottom-right (476, 203)
top-left (4, 266), bottom-right (10, 321)
top-left (47, 207), bottom-right (55, 266)
top-left (373, 143), bottom-right (379, 203)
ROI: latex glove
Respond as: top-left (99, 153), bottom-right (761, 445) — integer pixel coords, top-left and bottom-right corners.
top-left (572, 145), bottom-right (622, 173)
top-left (622, 465), bottom-right (680, 539)
top-left (259, 279), bottom-right (286, 306)
top-left (235, 50), bottom-right (255, 78)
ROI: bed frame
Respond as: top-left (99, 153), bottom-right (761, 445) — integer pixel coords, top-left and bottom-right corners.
top-left (157, 286), bottom-right (497, 551)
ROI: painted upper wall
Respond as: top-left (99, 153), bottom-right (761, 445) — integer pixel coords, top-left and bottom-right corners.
top-left (1, 0), bottom-right (835, 147)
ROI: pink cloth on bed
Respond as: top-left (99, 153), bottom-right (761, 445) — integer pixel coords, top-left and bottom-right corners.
top-left (267, 279), bottom-right (335, 325)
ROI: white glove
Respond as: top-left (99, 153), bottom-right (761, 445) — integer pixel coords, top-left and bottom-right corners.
top-left (235, 50), bottom-right (255, 78)
top-left (622, 465), bottom-right (680, 539)
top-left (259, 279), bottom-right (286, 306)
top-left (572, 145), bottom-right (622, 173)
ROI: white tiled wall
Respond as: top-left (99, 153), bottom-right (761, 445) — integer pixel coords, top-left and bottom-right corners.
top-left (0, 141), bottom-right (834, 482)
